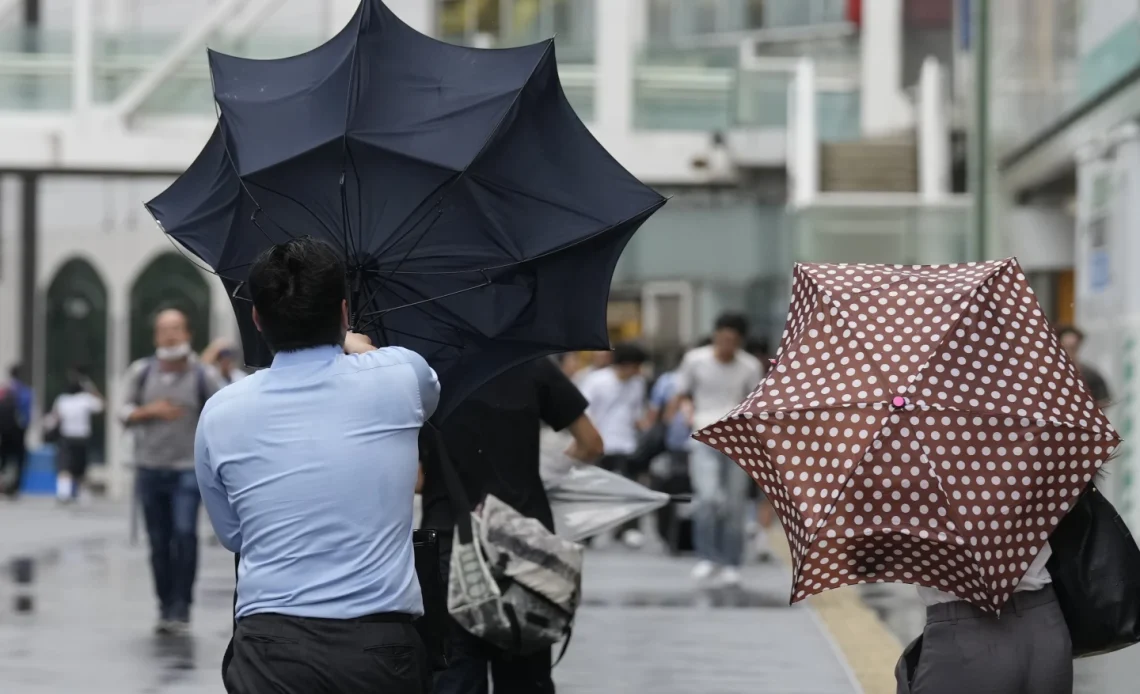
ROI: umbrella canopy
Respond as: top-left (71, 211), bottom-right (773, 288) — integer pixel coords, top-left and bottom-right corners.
top-left (545, 465), bottom-right (671, 542)
top-left (695, 258), bottom-right (1121, 613)
top-left (145, 0), bottom-right (664, 419)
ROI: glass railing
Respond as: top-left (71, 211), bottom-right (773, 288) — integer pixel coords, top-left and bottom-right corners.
top-left (0, 27), bottom-right (596, 118)
top-left (633, 62), bottom-right (860, 138)
top-left (792, 197), bottom-right (973, 265)
top-left (0, 28), bottom-right (860, 140)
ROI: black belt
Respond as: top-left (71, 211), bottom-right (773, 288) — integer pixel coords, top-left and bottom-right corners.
top-left (926, 585), bottom-right (1057, 624)
top-left (243, 611), bottom-right (417, 624)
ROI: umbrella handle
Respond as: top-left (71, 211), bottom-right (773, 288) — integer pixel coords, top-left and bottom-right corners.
top-left (669, 494), bottom-right (693, 503)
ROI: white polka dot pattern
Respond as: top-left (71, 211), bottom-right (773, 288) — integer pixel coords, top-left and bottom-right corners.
top-left (693, 259), bottom-right (1121, 613)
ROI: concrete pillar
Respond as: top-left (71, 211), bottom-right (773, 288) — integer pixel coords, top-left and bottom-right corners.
top-left (860, 0), bottom-right (912, 136)
top-left (105, 279), bottom-right (130, 501)
top-left (918, 57), bottom-right (950, 202)
top-left (594, 0), bottom-right (636, 140)
top-left (790, 59), bottom-right (818, 208)
top-left (72, 0), bottom-right (93, 116)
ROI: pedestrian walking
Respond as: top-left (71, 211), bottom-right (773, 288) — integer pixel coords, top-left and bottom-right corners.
top-left (694, 261), bottom-right (1119, 694)
top-left (670, 313), bottom-right (763, 587)
top-left (1058, 325), bottom-right (1112, 407)
top-left (744, 338), bottom-right (775, 563)
top-left (420, 357), bottom-right (603, 694)
top-left (0, 364), bottom-right (33, 498)
top-left (198, 238), bottom-right (439, 694)
top-left (579, 343), bottom-right (651, 548)
top-left (122, 308), bottom-right (220, 634)
top-left (201, 338), bottom-right (248, 387)
top-left (46, 371), bottom-right (104, 502)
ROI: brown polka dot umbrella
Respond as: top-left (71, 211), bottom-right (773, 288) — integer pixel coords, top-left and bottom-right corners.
top-left (694, 259), bottom-right (1120, 613)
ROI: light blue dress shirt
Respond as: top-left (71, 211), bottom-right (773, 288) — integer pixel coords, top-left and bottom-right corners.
top-left (194, 344), bottom-right (439, 620)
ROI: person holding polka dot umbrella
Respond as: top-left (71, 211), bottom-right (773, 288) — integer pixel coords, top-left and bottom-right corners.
top-left (694, 258), bottom-right (1121, 694)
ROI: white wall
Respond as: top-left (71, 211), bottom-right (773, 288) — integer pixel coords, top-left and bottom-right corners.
top-left (860, 0), bottom-right (913, 136)
top-left (1007, 205), bottom-right (1075, 271)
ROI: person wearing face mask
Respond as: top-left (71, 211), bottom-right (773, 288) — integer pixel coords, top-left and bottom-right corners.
top-left (121, 307), bottom-right (221, 635)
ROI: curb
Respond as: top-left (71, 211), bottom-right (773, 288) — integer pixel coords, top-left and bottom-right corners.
top-left (768, 527), bottom-right (903, 694)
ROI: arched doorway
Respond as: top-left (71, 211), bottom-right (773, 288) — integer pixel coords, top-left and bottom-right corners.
top-left (45, 258), bottom-right (109, 462)
top-left (129, 253), bottom-right (212, 363)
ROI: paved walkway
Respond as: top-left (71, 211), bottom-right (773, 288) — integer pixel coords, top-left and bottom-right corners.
top-left (0, 498), bottom-right (864, 693)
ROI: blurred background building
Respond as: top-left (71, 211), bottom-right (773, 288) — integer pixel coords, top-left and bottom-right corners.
top-left (6, 0), bottom-right (1133, 520)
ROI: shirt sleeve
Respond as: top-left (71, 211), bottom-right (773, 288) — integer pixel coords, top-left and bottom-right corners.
top-left (535, 358), bottom-right (588, 432)
top-left (674, 353), bottom-right (696, 397)
top-left (387, 347), bottom-right (440, 421)
top-left (195, 417), bottom-right (242, 553)
top-left (85, 392), bottom-right (105, 414)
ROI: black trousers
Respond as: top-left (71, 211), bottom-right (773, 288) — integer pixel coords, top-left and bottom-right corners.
top-left (225, 612), bottom-right (431, 694)
top-left (433, 533), bottom-right (554, 694)
top-left (0, 428), bottom-right (27, 496)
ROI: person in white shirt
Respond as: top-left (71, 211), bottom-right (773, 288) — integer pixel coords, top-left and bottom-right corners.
top-left (579, 344), bottom-right (649, 547)
top-left (47, 372), bottom-right (105, 502)
top-left (670, 314), bottom-right (763, 587)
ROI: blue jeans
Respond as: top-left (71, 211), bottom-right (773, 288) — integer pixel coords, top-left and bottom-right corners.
top-left (136, 468), bottom-right (201, 621)
top-left (689, 443), bottom-right (751, 568)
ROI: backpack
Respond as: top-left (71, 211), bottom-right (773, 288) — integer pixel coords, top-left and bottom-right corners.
top-left (431, 426), bottom-right (583, 659)
top-left (132, 359), bottom-right (211, 409)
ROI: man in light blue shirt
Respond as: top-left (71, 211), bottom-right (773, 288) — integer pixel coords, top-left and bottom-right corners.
top-left (196, 237), bottom-right (438, 694)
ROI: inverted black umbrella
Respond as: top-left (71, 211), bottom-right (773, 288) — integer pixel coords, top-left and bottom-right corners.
top-left (146, 0), bottom-right (665, 419)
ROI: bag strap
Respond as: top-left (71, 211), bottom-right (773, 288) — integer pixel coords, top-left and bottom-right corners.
top-left (552, 625), bottom-right (574, 668)
top-left (133, 359), bottom-right (154, 407)
top-left (194, 365), bottom-right (209, 409)
top-left (425, 422), bottom-right (475, 545)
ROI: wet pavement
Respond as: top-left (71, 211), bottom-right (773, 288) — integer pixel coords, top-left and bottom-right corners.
top-left (1, 499), bottom-right (860, 693)
top-left (6, 498), bottom-right (1139, 692)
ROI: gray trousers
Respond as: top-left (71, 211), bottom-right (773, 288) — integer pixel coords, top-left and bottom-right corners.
top-left (895, 586), bottom-right (1073, 694)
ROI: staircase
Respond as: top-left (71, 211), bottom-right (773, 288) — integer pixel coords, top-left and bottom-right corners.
top-left (819, 132), bottom-right (918, 193)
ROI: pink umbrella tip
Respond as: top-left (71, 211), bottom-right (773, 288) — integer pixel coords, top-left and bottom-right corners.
top-left (891, 396), bottom-right (908, 409)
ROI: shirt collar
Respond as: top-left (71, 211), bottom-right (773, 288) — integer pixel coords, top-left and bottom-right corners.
top-left (271, 345), bottom-right (343, 369)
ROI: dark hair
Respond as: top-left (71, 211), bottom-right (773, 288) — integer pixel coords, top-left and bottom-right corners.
top-left (714, 312), bottom-right (749, 338)
top-left (65, 375), bottom-right (83, 395)
top-left (249, 237), bottom-right (347, 352)
top-left (1057, 325), bottom-right (1084, 342)
top-left (8, 364), bottom-right (24, 381)
top-left (612, 343), bottom-right (648, 366)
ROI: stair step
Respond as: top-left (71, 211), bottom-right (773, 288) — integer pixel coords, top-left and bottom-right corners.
top-left (819, 134), bottom-right (919, 193)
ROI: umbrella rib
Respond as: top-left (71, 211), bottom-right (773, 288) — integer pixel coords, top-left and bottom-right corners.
top-left (207, 103), bottom-right (296, 247)
top-left (901, 261), bottom-right (1008, 396)
top-left (359, 196), bottom-right (667, 278)
top-left (913, 439), bottom-right (992, 605)
top-left (242, 178), bottom-right (342, 242)
top-left (354, 271), bottom-right (473, 343)
top-left (359, 273), bottom-right (493, 318)
top-left (369, 40), bottom-right (556, 288)
top-left (336, 6), bottom-right (366, 274)
top-left (468, 170), bottom-right (613, 227)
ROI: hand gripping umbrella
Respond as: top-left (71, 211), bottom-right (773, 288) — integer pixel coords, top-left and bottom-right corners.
top-left (695, 259), bottom-right (1120, 613)
top-left (145, 0), bottom-right (664, 420)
